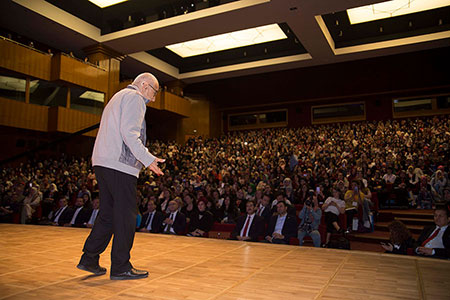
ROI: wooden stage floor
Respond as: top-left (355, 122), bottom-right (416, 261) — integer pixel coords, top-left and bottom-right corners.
top-left (0, 224), bottom-right (449, 300)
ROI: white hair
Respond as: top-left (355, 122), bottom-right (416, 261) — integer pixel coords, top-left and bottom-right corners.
top-left (132, 72), bottom-right (157, 87)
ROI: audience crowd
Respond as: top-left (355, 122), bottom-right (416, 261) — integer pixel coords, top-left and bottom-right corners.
top-left (0, 116), bottom-right (449, 256)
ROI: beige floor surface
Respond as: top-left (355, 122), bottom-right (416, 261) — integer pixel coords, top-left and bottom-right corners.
top-left (0, 224), bottom-right (449, 300)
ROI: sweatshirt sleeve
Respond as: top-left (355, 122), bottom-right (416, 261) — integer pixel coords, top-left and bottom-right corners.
top-left (120, 93), bottom-right (155, 167)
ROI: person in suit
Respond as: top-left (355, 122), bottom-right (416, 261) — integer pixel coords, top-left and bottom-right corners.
top-left (230, 200), bottom-right (265, 242)
top-left (85, 197), bottom-right (100, 228)
top-left (256, 194), bottom-right (272, 225)
top-left (187, 199), bottom-right (214, 237)
top-left (162, 200), bottom-right (186, 235)
top-left (139, 199), bottom-right (163, 233)
top-left (415, 205), bottom-right (450, 259)
top-left (265, 201), bottom-right (297, 244)
top-left (65, 197), bottom-right (90, 227)
top-left (50, 197), bottom-right (73, 226)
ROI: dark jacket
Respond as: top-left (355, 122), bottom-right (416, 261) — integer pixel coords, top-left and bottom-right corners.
top-left (266, 214), bottom-right (298, 244)
top-left (163, 211), bottom-right (187, 235)
top-left (415, 225), bottom-right (450, 259)
top-left (70, 207), bottom-right (91, 227)
top-left (52, 206), bottom-right (73, 226)
top-left (215, 204), bottom-right (239, 224)
top-left (188, 211), bottom-right (214, 235)
top-left (139, 210), bottom-right (164, 233)
top-left (230, 214), bottom-right (265, 242)
top-left (385, 236), bottom-right (416, 255)
top-left (256, 204), bottom-right (272, 224)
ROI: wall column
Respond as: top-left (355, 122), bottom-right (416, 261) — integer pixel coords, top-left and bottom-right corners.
top-left (25, 78), bottom-right (30, 104)
top-left (83, 44), bottom-right (123, 105)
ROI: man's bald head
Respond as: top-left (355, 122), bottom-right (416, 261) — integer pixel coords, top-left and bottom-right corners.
top-left (132, 72), bottom-right (159, 102)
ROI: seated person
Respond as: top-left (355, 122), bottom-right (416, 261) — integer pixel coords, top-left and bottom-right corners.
top-left (84, 197), bottom-right (100, 228)
top-left (65, 197), bottom-right (90, 227)
top-left (256, 194), bottom-right (272, 225)
top-left (139, 199), bottom-right (163, 233)
top-left (215, 194), bottom-right (239, 224)
top-left (417, 177), bottom-right (434, 209)
top-left (265, 201), bottom-right (297, 244)
top-left (230, 200), bottom-right (264, 242)
top-left (162, 200), bottom-right (186, 235)
top-left (380, 220), bottom-right (415, 255)
top-left (322, 188), bottom-right (346, 246)
top-left (344, 180), bottom-right (371, 231)
top-left (181, 193), bottom-right (197, 223)
top-left (49, 197), bottom-right (73, 226)
top-left (187, 199), bottom-right (214, 237)
top-left (415, 205), bottom-right (450, 259)
top-left (298, 191), bottom-right (322, 247)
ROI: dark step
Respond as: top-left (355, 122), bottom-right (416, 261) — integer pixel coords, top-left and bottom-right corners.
top-left (375, 222), bottom-right (424, 234)
top-left (349, 230), bottom-right (419, 244)
top-left (394, 217), bottom-right (434, 226)
top-left (348, 231), bottom-right (390, 244)
top-left (377, 209), bottom-right (434, 222)
top-left (390, 210), bottom-right (434, 219)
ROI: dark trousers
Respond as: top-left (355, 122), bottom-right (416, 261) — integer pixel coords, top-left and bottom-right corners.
top-left (79, 166), bottom-right (137, 274)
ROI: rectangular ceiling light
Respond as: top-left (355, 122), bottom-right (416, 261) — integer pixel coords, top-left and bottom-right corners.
top-left (166, 24), bottom-right (287, 58)
top-left (347, 0), bottom-right (449, 25)
top-left (88, 0), bottom-right (128, 8)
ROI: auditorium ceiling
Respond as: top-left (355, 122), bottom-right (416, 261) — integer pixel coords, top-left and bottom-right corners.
top-left (1, 0), bottom-right (449, 84)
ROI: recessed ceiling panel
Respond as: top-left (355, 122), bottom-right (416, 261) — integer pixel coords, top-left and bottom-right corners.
top-left (322, 4), bottom-right (450, 48)
top-left (166, 24), bottom-right (288, 58)
top-left (347, 0), bottom-right (450, 24)
top-left (148, 23), bottom-right (306, 73)
top-left (88, 0), bottom-right (128, 8)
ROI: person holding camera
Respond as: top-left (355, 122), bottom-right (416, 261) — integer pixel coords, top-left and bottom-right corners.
top-left (344, 180), bottom-right (371, 232)
top-left (297, 190), bottom-right (322, 247)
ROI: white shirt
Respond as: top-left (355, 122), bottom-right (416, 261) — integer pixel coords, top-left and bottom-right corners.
top-left (240, 213), bottom-right (256, 237)
top-left (164, 211), bottom-right (178, 233)
top-left (323, 197), bottom-right (346, 216)
top-left (425, 225), bottom-right (448, 249)
top-left (257, 204), bottom-right (266, 216)
top-left (145, 211), bottom-right (155, 231)
top-left (53, 205), bottom-right (68, 223)
top-left (273, 214), bottom-right (287, 235)
top-left (88, 209), bottom-right (99, 225)
top-left (70, 207), bottom-right (83, 225)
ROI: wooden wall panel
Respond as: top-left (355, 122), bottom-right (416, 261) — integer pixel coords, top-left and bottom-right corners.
top-left (179, 98), bottom-right (209, 142)
top-left (55, 106), bottom-right (100, 137)
top-left (0, 97), bottom-right (48, 131)
top-left (147, 92), bottom-right (163, 110)
top-left (118, 80), bottom-right (132, 91)
top-left (164, 92), bottom-right (190, 117)
top-left (0, 39), bottom-right (51, 80)
top-left (51, 53), bottom-right (108, 93)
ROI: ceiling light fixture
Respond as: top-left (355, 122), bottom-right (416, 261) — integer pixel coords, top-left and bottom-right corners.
top-left (88, 0), bottom-right (128, 8)
top-left (347, 0), bottom-right (449, 25)
top-left (166, 24), bottom-right (287, 58)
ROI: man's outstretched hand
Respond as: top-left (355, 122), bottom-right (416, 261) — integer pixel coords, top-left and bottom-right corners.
top-left (148, 157), bottom-right (165, 176)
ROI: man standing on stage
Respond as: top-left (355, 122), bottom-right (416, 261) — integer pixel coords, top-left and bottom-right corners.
top-left (77, 73), bottom-right (165, 280)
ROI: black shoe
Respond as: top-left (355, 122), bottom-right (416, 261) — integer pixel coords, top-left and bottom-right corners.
top-left (77, 263), bottom-right (107, 276)
top-left (110, 268), bottom-right (148, 280)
